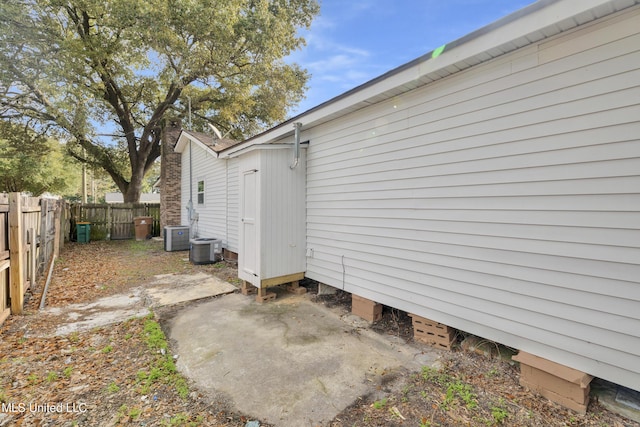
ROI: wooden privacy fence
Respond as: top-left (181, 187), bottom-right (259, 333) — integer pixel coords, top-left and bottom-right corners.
top-left (1, 193), bottom-right (66, 323)
top-left (70, 203), bottom-right (160, 241)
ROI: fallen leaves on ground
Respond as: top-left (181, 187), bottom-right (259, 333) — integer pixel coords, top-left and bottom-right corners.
top-left (0, 239), bottom-right (245, 427)
top-left (1, 240), bottom-right (638, 427)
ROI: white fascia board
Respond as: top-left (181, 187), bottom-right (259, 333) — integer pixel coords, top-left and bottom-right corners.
top-left (224, 143), bottom-right (309, 159)
top-left (219, 126), bottom-right (298, 158)
top-left (174, 131), bottom-right (220, 158)
top-left (220, 0), bottom-right (624, 158)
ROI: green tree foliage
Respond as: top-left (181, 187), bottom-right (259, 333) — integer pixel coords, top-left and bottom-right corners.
top-left (0, 0), bottom-right (318, 201)
top-left (0, 120), bottom-right (79, 195)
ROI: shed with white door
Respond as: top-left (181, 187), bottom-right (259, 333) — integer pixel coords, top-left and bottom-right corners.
top-left (235, 136), bottom-right (306, 292)
top-left (213, 0), bottom-right (640, 397)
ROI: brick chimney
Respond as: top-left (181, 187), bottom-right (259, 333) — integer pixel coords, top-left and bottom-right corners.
top-left (160, 119), bottom-right (183, 234)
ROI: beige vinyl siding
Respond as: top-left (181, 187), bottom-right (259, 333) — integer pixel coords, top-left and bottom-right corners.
top-left (305, 9), bottom-right (640, 391)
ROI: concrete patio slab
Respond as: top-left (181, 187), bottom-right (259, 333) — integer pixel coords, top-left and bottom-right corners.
top-left (37, 272), bottom-right (236, 337)
top-left (165, 291), bottom-right (439, 427)
top-left (145, 272), bottom-right (236, 307)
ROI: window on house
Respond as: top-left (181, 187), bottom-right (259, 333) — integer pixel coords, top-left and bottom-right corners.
top-left (197, 180), bottom-right (205, 205)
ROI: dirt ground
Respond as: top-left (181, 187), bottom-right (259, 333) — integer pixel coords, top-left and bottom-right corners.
top-left (1, 239), bottom-right (638, 427)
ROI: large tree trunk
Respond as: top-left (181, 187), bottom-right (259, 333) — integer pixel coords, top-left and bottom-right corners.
top-left (123, 167), bottom-right (145, 202)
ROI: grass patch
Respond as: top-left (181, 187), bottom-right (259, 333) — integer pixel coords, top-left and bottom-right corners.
top-left (129, 406), bottom-right (142, 419)
top-left (443, 379), bottom-right (477, 410)
top-left (421, 365), bottom-right (478, 411)
top-left (46, 371), bottom-right (58, 383)
top-left (372, 397), bottom-right (388, 409)
top-left (490, 399), bottom-right (509, 424)
top-left (138, 316), bottom-right (190, 399)
top-left (143, 316), bottom-right (169, 351)
top-left (63, 366), bottom-right (74, 378)
top-left (27, 373), bottom-right (39, 385)
top-left (107, 381), bottom-right (120, 393)
top-left (127, 239), bottom-right (152, 254)
top-left (160, 412), bottom-right (203, 426)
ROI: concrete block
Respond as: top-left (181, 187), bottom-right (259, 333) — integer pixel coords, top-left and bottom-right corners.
top-left (513, 351), bottom-right (593, 388)
top-left (285, 281), bottom-right (307, 295)
top-left (414, 329), bottom-right (455, 350)
top-left (409, 313), bottom-right (455, 350)
top-left (520, 377), bottom-right (589, 414)
top-left (256, 292), bottom-right (276, 303)
top-left (520, 364), bottom-right (590, 403)
top-left (409, 314), bottom-right (452, 334)
top-left (351, 294), bottom-right (382, 322)
top-left (241, 281), bottom-right (257, 296)
top-left (513, 351), bottom-right (593, 413)
top-left (317, 282), bottom-right (338, 296)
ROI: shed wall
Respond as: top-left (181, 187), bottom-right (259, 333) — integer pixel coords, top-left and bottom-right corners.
top-left (226, 158), bottom-right (240, 253)
top-left (304, 9), bottom-right (640, 391)
top-left (237, 147), bottom-right (306, 285)
top-left (260, 149), bottom-right (306, 280)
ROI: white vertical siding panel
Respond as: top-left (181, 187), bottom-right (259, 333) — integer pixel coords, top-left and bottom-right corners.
top-left (260, 148), bottom-right (306, 279)
top-left (305, 10), bottom-right (640, 391)
top-left (226, 158), bottom-right (240, 253)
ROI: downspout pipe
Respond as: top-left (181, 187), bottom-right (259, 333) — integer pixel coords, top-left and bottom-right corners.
top-left (290, 122), bottom-right (302, 169)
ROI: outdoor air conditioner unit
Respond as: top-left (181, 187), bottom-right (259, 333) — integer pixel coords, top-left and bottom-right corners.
top-left (189, 238), bottom-right (223, 264)
top-left (164, 226), bottom-right (190, 251)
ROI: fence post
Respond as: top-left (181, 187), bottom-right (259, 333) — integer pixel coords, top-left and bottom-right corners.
top-left (38, 198), bottom-right (48, 274)
top-left (53, 202), bottom-right (61, 257)
top-left (30, 228), bottom-right (36, 288)
top-left (107, 203), bottom-right (112, 240)
top-left (8, 193), bottom-right (24, 315)
top-left (58, 201), bottom-right (66, 250)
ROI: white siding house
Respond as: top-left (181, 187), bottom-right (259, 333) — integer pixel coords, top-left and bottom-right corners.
top-left (175, 131), bottom-right (240, 253)
top-left (216, 0), bottom-right (640, 393)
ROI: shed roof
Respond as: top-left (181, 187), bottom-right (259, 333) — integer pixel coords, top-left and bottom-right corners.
top-left (219, 0), bottom-right (640, 157)
top-left (174, 129), bottom-right (240, 156)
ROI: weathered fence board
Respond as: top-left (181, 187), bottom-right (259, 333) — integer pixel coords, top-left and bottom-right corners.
top-left (111, 204), bottom-right (134, 240)
top-left (0, 193), bottom-right (64, 321)
top-left (71, 203), bottom-right (160, 241)
top-left (0, 209), bottom-right (9, 324)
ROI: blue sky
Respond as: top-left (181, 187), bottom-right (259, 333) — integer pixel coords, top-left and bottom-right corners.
top-left (287, 0), bottom-right (536, 117)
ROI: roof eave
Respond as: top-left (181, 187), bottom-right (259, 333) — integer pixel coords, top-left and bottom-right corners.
top-left (174, 131), bottom-right (221, 158)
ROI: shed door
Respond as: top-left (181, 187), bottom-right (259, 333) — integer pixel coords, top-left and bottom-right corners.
top-left (241, 169), bottom-right (258, 280)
